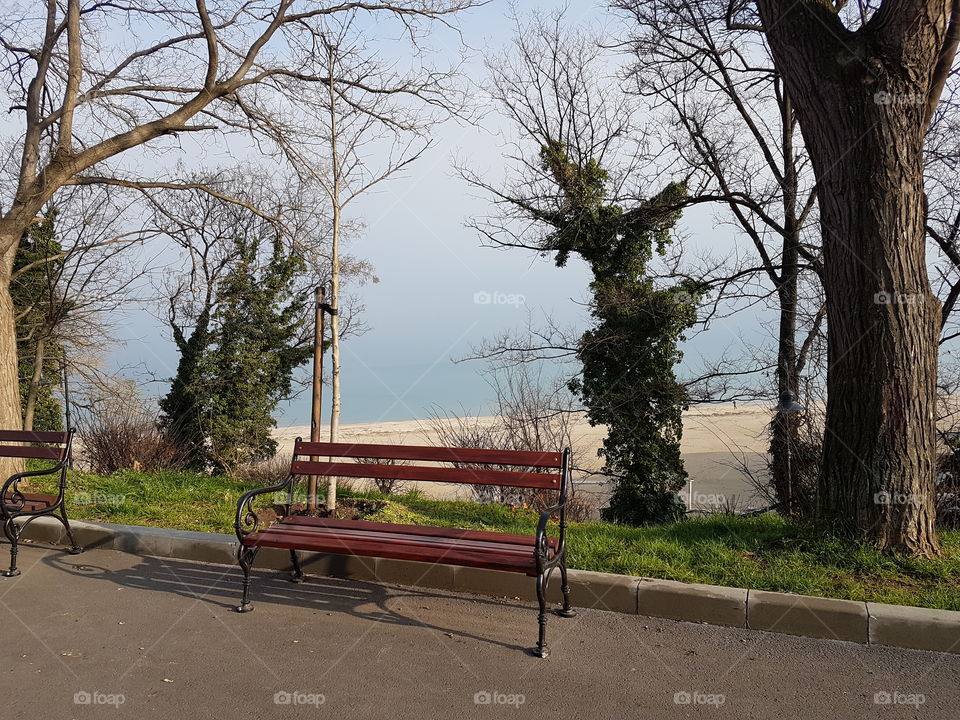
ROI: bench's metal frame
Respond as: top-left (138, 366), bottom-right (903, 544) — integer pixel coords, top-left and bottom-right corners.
top-left (234, 442), bottom-right (575, 657)
top-left (0, 429), bottom-right (81, 576)
top-left (0, 362), bottom-right (82, 576)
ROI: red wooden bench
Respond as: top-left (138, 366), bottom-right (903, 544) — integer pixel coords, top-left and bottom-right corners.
top-left (0, 429), bottom-right (82, 576)
top-left (235, 439), bottom-right (576, 657)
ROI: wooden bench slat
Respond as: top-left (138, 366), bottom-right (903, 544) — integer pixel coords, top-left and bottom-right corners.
top-left (295, 441), bottom-right (563, 468)
top-left (269, 521), bottom-right (550, 556)
top-left (1, 492), bottom-right (57, 512)
top-left (290, 460), bottom-right (561, 489)
top-left (0, 430), bottom-right (68, 444)
top-left (0, 445), bottom-right (64, 460)
top-left (281, 516), bottom-right (551, 547)
top-left (243, 528), bottom-right (539, 573)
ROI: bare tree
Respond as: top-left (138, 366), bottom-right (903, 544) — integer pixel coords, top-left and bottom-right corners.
top-left (429, 362), bottom-right (590, 517)
top-left (613, 0), bottom-right (825, 516)
top-left (463, 11), bottom-right (649, 255)
top-left (0, 0), bottom-right (481, 453)
top-left (13, 184), bottom-right (154, 430)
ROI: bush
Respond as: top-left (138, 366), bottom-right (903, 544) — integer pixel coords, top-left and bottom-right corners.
top-left (428, 366), bottom-right (595, 519)
top-left (355, 456), bottom-right (410, 495)
top-left (79, 402), bottom-right (184, 474)
top-left (601, 485), bottom-right (685, 526)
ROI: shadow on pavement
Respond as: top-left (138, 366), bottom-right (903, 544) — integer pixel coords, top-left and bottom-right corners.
top-left (40, 548), bottom-right (532, 654)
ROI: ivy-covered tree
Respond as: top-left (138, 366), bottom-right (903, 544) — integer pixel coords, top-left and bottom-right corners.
top-left (200, 236), bottom-right (311, 470)
top-left (12, 211), bottom-right (65, 432)
top-left (158, 307), bottom-right (211, 469)
top-left (539, 141), bottom-right (702, 525)
top-left (468, 13), bottom-right (704, 525)
top-left (160, 231), bottom-right (312, 472)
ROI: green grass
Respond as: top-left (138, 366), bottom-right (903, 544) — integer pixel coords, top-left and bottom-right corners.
top-left (24, 466), bottom-right (960, 611)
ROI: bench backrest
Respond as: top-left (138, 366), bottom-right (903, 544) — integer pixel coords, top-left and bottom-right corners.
top-left (0, 430), bottom-right (70, 461)
top-left (291, 440), bottom-right (565, 490)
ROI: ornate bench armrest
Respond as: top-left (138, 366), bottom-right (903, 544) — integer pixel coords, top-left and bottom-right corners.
top-left (535, 496), bottom-right (569, 563)
top-left (535, 448), bottom-right (572, 562)
top-left (235, 475), bottom-right (295, 541)
top-left (1, 462), bottom-right (68, 518)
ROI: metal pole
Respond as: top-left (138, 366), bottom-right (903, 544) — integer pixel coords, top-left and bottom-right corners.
top-left (307, 286), bottom-right (326, 512)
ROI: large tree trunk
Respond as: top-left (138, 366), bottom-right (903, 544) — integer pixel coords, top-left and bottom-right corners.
top-left (0, 235), bottom-right (25, 476)
top-left (815, 121), bottom-right (940, 555)
top-left (755, 0), bottom-right (956, 556)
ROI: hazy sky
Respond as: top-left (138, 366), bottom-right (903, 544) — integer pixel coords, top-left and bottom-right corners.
top-left (21, 0), bottom-right (773, 425)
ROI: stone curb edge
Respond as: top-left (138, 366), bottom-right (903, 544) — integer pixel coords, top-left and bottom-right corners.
top-left (14, 517), bottom-right (960, 655)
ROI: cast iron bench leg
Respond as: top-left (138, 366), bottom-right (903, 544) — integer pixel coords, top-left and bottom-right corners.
top-left (57, 508), bottom-right (83, 555)
top-left (533, 554), bottom-right (550, 658)
top-left (236, 546), bottom-right (259, 613)
top-left (289, 549), bottom-right (304, 583)
top-left (2, 518), bottom-right (20, 577)
top-left (557, 556), bottom-right (576, 618)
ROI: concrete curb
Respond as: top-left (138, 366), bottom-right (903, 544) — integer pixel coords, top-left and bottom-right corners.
top-left (638, 577), bottom-right (747, 628)
top-left (13, 517), bottom-right (960, 654)
top-left (748, 590), bottom-right (868, 642)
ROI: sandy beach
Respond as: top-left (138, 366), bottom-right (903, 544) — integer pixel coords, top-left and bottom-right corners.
top-left (274, 402), bottom-right (774, 511)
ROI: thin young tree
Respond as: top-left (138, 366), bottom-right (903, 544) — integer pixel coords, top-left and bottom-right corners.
top-left (286, 14), bottom-right (457, 508)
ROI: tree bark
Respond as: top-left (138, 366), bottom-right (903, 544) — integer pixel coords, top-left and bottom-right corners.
top-left (755, 0), bottom-right (956, 556)
top-left (326, 43), bottom-right (343, 511)
top-left (770, 93), bottom-right (804, 516)
top-left (0, 235), bottom-right (25, 475)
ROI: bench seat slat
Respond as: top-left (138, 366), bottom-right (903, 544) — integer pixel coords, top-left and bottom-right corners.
top-left (242, 521), bottom-right (554, 574)
top-left (265, 521), bottom-right (553, 557)
top-left (290, 460), bottom-right (561, 489)
top-left (244, 531), bottom-right (538, 573)
top-left (280, 516), bottom-right (551, 548)
top-left (295, 441), bottom-right (562, 468)
top-left (259, 528), bottom-right (540, 559)
top-left (1, 492), bottom-right (57, 512)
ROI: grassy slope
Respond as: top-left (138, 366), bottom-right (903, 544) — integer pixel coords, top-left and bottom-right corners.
top-left (24, 467), bottom-right (960, 611)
